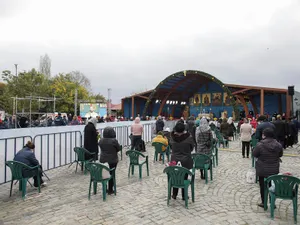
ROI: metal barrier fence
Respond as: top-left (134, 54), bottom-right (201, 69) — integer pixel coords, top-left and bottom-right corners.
top-left (0, 123), bottom-right (154, 185)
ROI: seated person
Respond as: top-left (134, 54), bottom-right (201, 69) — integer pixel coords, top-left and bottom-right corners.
top-left (152, 131), bottom-right (169, 160)
top-left (14, 141), bottom-right (46, 187)
top-left (152, 131), bottom-right (168, 151)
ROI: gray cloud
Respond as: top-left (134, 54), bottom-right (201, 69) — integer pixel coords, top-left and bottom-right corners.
top-left (0, 1), bottom-right (299, 103)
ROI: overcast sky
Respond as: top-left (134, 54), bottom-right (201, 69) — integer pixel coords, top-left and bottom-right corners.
top-left (0, 0), bottom-right (299, 103)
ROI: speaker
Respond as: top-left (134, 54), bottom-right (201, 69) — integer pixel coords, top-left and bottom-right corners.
top-left (288, 86), bottom-right (294, 96)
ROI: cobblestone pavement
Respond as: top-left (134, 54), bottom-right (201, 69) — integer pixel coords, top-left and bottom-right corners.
top-left (0, 140), bottom-right (300, 225)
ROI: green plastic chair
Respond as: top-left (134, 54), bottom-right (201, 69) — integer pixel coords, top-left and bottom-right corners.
top-left (264, 175), bottom-right (300, 224)
top-left (119, 145), bottom-right (123, 160)
top-left (69, 147), bottom-right (96, 174)
top-left (86, 162), bottom-right (116, 201)
top-left (152, 142), bottom-right (169, 164)
top-left (163, 166), bottom-right (195, 209)
top-left (215, 131), bottom-right (229, 148)
top-left (5, 161), bottom-right (41, 199)
top-left (126, 150), bottom-right (149, 179)
top-left (192, 153), bottom-right (213, 184)
top-left (211, 140), bottom-right (218, 168)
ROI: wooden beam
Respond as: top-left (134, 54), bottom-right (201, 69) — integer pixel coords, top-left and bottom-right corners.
top-left (236, 95), bottom-right (249, 116)
top-left (232, 88), bottom-right (251, 95)
top-left (247, 91), bottom-right (261, 96)
top-left (225, 83), bottom-right (288, 93)
top-left (249, 96), bottom-right (258, 116)
top-left (131, 96), bottom-right (134, 118)
top-left (260, 89), bottom-right (264, 115)
top-left (135, 95), bottom-right (149, 100)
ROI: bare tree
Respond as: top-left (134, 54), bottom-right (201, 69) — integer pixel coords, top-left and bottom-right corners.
top-left (69, 70), bottom-right (91, 89)
top-left (39, 54), bottom-right (51, 76)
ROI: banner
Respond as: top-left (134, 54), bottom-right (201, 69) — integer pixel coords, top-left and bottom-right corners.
top-left (80, 103), bottom-right (107, 118)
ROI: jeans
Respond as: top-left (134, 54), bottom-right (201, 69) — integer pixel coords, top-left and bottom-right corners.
top-left (108, 163), bottom-right (117, 192)
top-left (242, 141), bottom-right (250, 157)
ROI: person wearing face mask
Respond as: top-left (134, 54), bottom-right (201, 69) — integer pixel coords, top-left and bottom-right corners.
top-left (252, 128), bottom-right (283, 208)
top-left (14, 141), bottom-right (46, 187)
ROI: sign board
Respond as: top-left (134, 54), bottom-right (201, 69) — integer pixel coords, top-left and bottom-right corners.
top-left (80, 103), bottom-right (107, 118)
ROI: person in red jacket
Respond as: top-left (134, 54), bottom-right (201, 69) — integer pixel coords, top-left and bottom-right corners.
top-left (250, 118), bottom-right (258, 129)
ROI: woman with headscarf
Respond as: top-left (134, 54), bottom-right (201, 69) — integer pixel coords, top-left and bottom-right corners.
top-left (196, 117), bottom-right (213, 179)
top-left (84, 117), bottom-right (99, 160)
top-left (99, 126), bottom-right (121, 195)
top-left (130, 117), bottom-right (143, 150)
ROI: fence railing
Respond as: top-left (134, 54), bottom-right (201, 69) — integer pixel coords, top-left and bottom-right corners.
top-left (0, 123), bottom-right (154, 185)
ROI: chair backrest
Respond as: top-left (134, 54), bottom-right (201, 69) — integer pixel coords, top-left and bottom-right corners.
top-left (126, 150), bottom-right (145, 165)
top-left (192, 153), bottom-right (211, 169)
top-left (163, 166), bottom-right (192, 186)
top-left (74, 147), bottom-right (89, 161)
top-left (5, 160), bottom-right (29, 180)
top-left (265, 175), bottom-right (300, 198)
top-left (86, 162), bottom-right (111, 181)
top-left (251, 136), bottom-right (259, 148)
top-left (152, 142), bottom-right (165, 153)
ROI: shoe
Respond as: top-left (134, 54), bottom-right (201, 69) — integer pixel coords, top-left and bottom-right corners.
top-left (106, 190), bottom-right (114, 195)
top-left (172, 195), bottom-right (176, 200)
top-left (247, 156), bottom-right (249, 158)
top-left (243, 156), bottom-right (245, 158)
top-left (41, 182), bottom-right (47, 188)
top-left (258, 203), bottom-right (264, 208)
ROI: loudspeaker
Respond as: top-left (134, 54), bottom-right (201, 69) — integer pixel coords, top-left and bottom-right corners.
top-left (288, 86), bottom-right (294, 96)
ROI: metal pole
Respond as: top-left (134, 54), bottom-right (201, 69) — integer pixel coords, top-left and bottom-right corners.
top-left (29, 96), bottom-right (32, 128)
top-left (14, 64), bottom-right (18, 76)
top-left (108, 88), bottom-right (111, 117)
top-left (74, 88), bottom-right (78, 116)
top-left (53, 95), bottom-right (56, 113)
top-left (15, 96), bottom-right (17, 128)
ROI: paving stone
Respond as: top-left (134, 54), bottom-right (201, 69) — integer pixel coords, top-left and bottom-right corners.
top-left (0, 142), bottom-right (299, 224)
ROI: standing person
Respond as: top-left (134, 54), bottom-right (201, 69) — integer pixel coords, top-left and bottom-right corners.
top-left (186, 116), bottom-right (195, 134)
top-left (273, 115), bottom-right (287, 149)
top-left (99, 126), bottom-right (121, 195)
top-left (252, 128), bottom-right (283, 208)
top-left (220, 118), bottom-right (230, 139)
top-left (255, 115), bottom-right (275, 141)
top-left (130, 117), bottom-right (143, 150)
top-left (196, 117), bottom-right (213, 179)
top-left (227, 117), bottom-right (236, 140)
top-left (14, 141), bottom-right (46, 187)
top-left (156, 116), bottom-right (165, 133)
top-left (287, 118), bottom-right (297, 147)
top-left (170, 122), bottom-right (194, 200)
top-left (84, 118), bottom-right (99, 160)
top-left (240, 118), bottom-right (252, 158)
top-left (71, 116), bottom-right (80, 125)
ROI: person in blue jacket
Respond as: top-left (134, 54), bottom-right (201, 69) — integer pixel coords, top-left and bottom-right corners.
top-left (14, 141), bottom-right (46, 187)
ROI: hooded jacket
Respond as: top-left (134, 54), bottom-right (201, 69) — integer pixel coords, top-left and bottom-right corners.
top-left (170, 132), bottom-right (194, 169)
top-left (84, 121), bottom-right (98, 158)
top-left (253, 138), bottom-right (283, 177)
top-left (99, 127), bottom-right (121, 164)
top-left (131, 117), bottom-right (143, 136)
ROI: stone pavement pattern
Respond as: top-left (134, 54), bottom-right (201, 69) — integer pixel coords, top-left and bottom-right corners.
top-left (0, 140), bottom-right (300, 225)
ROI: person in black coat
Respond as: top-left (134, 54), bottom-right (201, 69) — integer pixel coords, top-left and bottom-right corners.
top-left (287, 118), bottom-right (298, 147)
top-left (255, 115), bottom-right (275, 141)
top-left (14, 141), bottom-right (45, 187)
top-left (170, 122), bottom-right (194, 200)
top-left (253, 128), bottom-right (283, 208)
top-left (273, 115), bottom-right (287, 148)
top-left (99, 126), bottom-right (121, 195)
top-left (155, 116), bottom-right (165, 133)
top-left (84, 118), bottom-right (99, 160)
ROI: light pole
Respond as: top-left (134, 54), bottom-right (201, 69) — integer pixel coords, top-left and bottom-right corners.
top-left (107, 88), bottom-right (111, 117)
top-left (14, 64), bottom-right (18, 76)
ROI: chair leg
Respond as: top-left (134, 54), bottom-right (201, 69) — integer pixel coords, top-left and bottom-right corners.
top-left (19, 180), bottom-right (22, 191)
top-left (184, 186), bottom-right (188, 209)
top-left (88, 180), bottom-right (92, 200)
top-left (102, 182), bottom-right (107, 201)
top-left (293, 198), bottom-right (297, 224)
top-left (22, 178), bottom-right (27, 200)
top-left (93, 182), bottom-right (97, 195)
top-left (204, 169), bottom-right (208, 184)
top-left (162, 154), bottom-right (165, 164)
top-left (139, 165), bottom-right (142, 179)
top-left (132, 165), bottom-right (134, 175)
top-left (113, 174), bottom-right (117, 195)
top-left (167, 183), bottom-right (171, 206)
top-left (37, 172), bottom-right (41, 193)
top-left (191, 178), bottom-right (195, 203)
top-left (270, 195), bottom-right (275, 220)
top-left (210, 166), bottom-right (213, 181)
top-left (146, 161), bottom-right (149, 176)
top-left (10, 180), bottom-right (13, 197)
